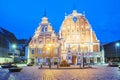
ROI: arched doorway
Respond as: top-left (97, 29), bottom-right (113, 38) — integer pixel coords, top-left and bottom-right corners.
top-left (72, 55), bottom-right (76, 65)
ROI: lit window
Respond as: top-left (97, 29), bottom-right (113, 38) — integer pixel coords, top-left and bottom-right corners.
top-left (46, 50), bottom-right (49, 54)
top-left (46, 39), bottom-right (50, 44)
top-left (38, 58), bottom-right (43, 63)
top-left (54, 48), bottom-right (58, 54)
top-left (38, 49), bottom-right (42, 54)
top-left (34, 39), bottom-right (36, 44)
top-left (32, 50), bottom-right (34, 54)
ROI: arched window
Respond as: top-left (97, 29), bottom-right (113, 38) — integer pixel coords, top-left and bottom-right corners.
top-left (41, 27), bottom-right (44, 32)
top-left (45, 27), bottom-right (48, 32)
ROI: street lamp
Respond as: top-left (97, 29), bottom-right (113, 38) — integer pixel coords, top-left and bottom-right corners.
top-left (115, 42), bottom-right (120, 61)
top-left (12, 44), bottom-right (16, 49)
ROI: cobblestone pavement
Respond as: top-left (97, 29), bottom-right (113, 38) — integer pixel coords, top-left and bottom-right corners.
top-left (0, 65), bottom-right (120, 80)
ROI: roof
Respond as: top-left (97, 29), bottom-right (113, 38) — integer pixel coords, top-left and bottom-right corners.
top-left (0, 27), bottom-right (17, 43)
top-left (17, 39), bottom-right (27, 44)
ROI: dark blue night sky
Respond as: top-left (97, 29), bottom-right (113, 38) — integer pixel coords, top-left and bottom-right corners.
top-left (0, 0), bottom-right (120, 43)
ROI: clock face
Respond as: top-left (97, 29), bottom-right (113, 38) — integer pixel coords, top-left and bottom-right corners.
top-left (73, 17), bottom-right (77, 23)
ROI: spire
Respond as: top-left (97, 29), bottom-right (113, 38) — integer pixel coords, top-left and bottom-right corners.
top-left (41, 9), bottom-right (48, 24)
top-left (44, 9), bottom-right (46, 17)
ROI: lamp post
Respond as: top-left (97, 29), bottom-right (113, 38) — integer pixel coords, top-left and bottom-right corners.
top-left (115, 42), bottom-right (120, 61)
top-left (12, 44), bottom-right (16, 63)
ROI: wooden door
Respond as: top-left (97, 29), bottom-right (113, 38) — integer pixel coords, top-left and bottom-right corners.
top-left (72, 55), bottom-right (76, 65)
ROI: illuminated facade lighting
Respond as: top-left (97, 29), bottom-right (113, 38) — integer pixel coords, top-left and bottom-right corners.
top-left (28, 10), bottom-right (104, 64)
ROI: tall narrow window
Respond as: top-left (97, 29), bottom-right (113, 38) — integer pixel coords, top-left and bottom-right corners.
top-left (54, 48), bottom-right (58, 54)
top-left (38, 49), bottom-right (42, 54)
top-left (32, 50), bottom-right (34, 54)
top-left (45, 27), bottom-right (48, 32)
top-left (41, 27), bottom-right (44, 32)
top-left (46, 50), bottom-right (49, 54)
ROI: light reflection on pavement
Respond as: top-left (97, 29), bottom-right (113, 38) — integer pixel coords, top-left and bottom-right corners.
top-left (0, 65), bottom-right (120, 80)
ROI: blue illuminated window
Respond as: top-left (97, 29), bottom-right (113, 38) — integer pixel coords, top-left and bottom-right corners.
top-left (38, 49), bottom-right (42, 54)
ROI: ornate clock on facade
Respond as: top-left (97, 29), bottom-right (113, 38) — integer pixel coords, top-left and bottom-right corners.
top-left (73, 17), bottom-right (77, 23)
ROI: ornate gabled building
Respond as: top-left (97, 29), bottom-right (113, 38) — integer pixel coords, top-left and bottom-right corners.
top-left (28, 16), bottom-right (59, 65)
top-left (59, 10), bottom-right (102, 64)
top-left (28, 10), bottom-right (104, 65)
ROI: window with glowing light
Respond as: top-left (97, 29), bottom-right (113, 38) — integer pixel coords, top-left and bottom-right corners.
top-left (38, 49), bottom-right (42, 54)
top-left (54, 48), bottom-right (58, 54)
top-left (38, 58), bottom-right (43, 63)
top-left (46, 39), bottom-right (50, 44)
top-left (93, 45), bottom-right (98, 52)
top-left (46, 50), bottom-right (49, 54)
top-left (34, 39), bottom-right (36, 44)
